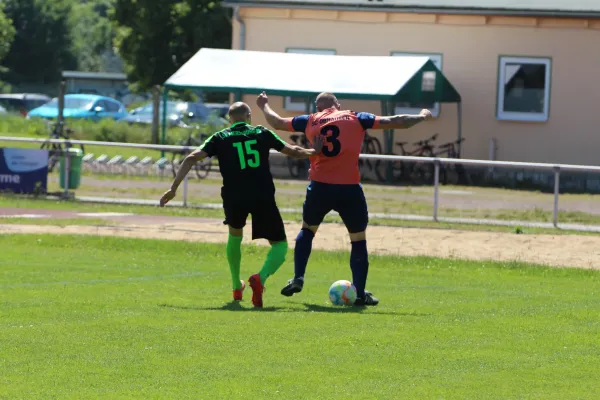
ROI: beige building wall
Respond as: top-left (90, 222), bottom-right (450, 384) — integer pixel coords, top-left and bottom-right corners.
top-left (231, 9), bottom-right (600, 165)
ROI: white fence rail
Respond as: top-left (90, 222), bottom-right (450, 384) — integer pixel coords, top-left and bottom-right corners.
top-left (2, 136), bottom-right (600, 227)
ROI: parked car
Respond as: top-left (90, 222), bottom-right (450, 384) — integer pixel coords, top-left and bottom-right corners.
top-left (0, 105), bottom-right (6, 114)
top-left (121, 101), bottom-right (228, 128)
top-left (0, 93), bottom-right (51, 116)
top-left (27, 94), bottom-right (128, 121)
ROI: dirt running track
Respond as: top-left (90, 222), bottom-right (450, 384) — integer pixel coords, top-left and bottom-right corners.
top-left (1, 208), bottom-right (599, 269)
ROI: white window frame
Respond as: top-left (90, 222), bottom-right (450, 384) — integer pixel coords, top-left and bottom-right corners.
top-left (391, 52), bottom-right (442, 118)
top-left (497, 56), bottom-right (551, 122)
top-left (284, 48), bottom-right (336, 111)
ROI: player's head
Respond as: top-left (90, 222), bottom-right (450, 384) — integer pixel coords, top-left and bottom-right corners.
top-left (315, 92), bottom-right (340, 112)
top-left (228, 102), bottom-right (252, 124)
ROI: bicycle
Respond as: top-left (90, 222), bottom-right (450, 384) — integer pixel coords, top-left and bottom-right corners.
top-left (435, 138), bottom-right (471, 185)
top-left (389, 133), bottom-right (438, 184)
top-left (287, 133), bottom-right (310, 179)
top-left (171, 132), bottom-right (212, 179)
top-left (359, 131), bottom-right (384, 181)
top-left (40, 120), bottom-right (85, 173)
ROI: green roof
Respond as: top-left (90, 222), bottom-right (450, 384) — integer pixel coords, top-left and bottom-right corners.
top-left (164, 48), bottom-right (461, 103)
top-left (223, 0), bottom-right (600, 16)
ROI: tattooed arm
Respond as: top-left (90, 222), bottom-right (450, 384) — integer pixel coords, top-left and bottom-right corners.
top-left (376, 109), bottom-right (433, 129)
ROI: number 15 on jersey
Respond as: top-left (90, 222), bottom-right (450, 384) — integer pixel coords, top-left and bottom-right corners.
top-left (232, 140), bottom-right (260, 169)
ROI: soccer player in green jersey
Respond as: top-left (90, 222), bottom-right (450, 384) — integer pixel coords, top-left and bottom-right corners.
top-left (159, 102), bottom-right (323, 308)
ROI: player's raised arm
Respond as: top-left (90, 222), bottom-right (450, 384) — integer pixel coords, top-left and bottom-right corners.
top-left (376, 109), bottom-right (433, 130)
top-left (356, 109), bottom-right (433, 130)
top-left (256, 91), bottom-right (309, 133)
top-left (159, 140), bottom-right (214, 206)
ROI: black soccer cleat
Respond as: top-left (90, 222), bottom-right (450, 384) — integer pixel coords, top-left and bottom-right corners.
top-left (280, 278), bottom-right (304, 297)
top-left (354, 290), bottom-right (379, 306)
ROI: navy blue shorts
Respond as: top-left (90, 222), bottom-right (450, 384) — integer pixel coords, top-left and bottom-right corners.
top-left (302, 181), bottom-right (368, 233)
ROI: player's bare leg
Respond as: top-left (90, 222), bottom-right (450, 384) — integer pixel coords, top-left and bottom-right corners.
top-left (348, 230), bottom-right (378, 306)
top-left (227, 226), bottom-right (246, 301)
top-left (281, 222), bottom-right (318, 297)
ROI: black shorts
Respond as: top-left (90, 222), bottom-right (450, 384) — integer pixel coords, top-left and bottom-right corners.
top-left (303, 181), bottom-right (368, 233)
top-left (221, 189), bottom-right (286, 242)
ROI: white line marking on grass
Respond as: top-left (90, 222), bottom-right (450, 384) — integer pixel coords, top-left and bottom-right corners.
top-left (0, 271), bottom-right (205, 289)
top-left (0, 214), bottom-right (49, 219)
top-left (77, 212), bottom-right (135, 217)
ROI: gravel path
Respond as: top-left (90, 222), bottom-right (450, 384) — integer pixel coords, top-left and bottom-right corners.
top-left (1, 207), bottom-right (598, 270)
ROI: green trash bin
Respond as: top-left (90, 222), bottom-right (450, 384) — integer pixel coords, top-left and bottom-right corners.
top-left (59, 148), bottom-right (83, 190)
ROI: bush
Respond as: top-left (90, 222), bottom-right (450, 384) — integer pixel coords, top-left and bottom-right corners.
top-left (0, 114), bottom-right (222, 145)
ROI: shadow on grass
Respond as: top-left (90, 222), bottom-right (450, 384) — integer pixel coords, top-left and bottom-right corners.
top-left (159, 302), bottom-right (286, 312)
top-left (159, 301), bottom-right (430, 316)
top-left (301, 303), bottom-right (430, 316)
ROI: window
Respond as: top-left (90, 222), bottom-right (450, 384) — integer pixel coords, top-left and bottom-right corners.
top-left (105, 100), bottom-right (121, 112)
top-left (95, 100), bottom-right (110, 111)
top-left (391, 52), bottom-right (443, 118)
top-left (284, 48), bottom-right (336, 111)
top-left (497, 56), bottom-right (551, 122)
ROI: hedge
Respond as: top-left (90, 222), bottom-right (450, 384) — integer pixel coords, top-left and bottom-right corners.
top-left (0, 114), bottom-right (222, 145)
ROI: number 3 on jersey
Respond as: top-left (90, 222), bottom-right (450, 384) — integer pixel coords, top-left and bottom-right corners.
top-left (320, 125), bottom-right (341, 157)
top-left (232, 139), bottom-right (260, 169)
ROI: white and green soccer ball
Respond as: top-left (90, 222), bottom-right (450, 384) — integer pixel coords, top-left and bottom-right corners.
top-left (328, 280), bottom-right (357, 306)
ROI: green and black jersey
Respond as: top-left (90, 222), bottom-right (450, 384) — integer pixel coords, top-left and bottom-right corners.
top-left (199, 122), bottom-right (287, 193)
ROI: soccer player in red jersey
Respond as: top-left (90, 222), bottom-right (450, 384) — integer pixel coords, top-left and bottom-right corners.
top-left (257, 91), bottom-right (432, 306)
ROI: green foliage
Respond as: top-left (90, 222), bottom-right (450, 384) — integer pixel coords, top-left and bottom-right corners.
top-left (69, 0), bottom-right (116, 72)
top-left (0, 6), bottom-right (15, 63)
top-left (0, 114), bottom-right (214, 145)
top-left (2, 0), bottom-right (77, 86)
top-left (112, 0), bottom-right (231, 90)
top-left (0, 5), bottom-right (16, 91)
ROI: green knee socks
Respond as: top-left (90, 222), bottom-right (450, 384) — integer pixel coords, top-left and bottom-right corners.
top-left (259, 241), bottom-right (288, 284)
top-left (227, 236), bottom-right (288, 288)
top-left (226, 234), bottom-right (243, 290)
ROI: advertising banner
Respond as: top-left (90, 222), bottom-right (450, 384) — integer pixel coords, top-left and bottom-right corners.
top-left (0, 148), bottom-right (49, 194)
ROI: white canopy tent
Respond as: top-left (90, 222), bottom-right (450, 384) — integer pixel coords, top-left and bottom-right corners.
top-left (162, 48), bottom-right (463, 178)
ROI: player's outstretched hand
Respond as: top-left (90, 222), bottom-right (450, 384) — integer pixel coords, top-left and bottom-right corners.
top-left (312, 133), bottom-right (324, 154)
top-left (159, 189), bottom-right (176, 207)
top-left (256, 91), bottom-right (269, 109)
top-left (420, 109), bottom-right (433, 120)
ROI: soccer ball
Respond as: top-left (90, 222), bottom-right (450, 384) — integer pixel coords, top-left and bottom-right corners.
top-left (328, 280), bottom-right (357, 306)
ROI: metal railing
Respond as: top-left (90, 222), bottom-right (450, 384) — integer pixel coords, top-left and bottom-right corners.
top-left (2, 136), bottom-right (600, 227)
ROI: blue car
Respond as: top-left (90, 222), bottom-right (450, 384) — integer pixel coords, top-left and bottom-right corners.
top-left (27, 94), bottom-right (128, 121)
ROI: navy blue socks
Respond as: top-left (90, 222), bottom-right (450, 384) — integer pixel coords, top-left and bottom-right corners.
top-left (294, 228), bottom-right (315, 280)
top-left (350, 240), bottom-right (369, 298)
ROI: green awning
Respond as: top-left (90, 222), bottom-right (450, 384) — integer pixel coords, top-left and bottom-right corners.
top-left (164, 48), bottom-right (461, 103)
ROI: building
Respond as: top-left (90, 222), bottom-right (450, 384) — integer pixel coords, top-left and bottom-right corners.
top-left (222, 0), bottom-right (600, 166)
top-left (61, 71), bottom-right (148, 106)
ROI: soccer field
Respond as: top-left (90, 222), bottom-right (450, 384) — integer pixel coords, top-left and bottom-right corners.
top-left (2, 234), bottom-right (600, 399)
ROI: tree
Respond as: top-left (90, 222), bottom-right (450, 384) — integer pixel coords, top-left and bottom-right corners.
top-left (112, 0), bottom-right (231, 91)
top-left (2, 0), bottom-right (77, 86)
top-left (69, 0), bottom-right (117, 72)
top-left (0, 6), bottom-right (15, 64)
top-left (0, 5), bottom-right (16, 90)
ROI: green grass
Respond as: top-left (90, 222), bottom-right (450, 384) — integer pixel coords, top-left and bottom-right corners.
top-left (63, 180), bottom-right (600, 225)
top-left (1, 234), bottom-right (600, 398)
